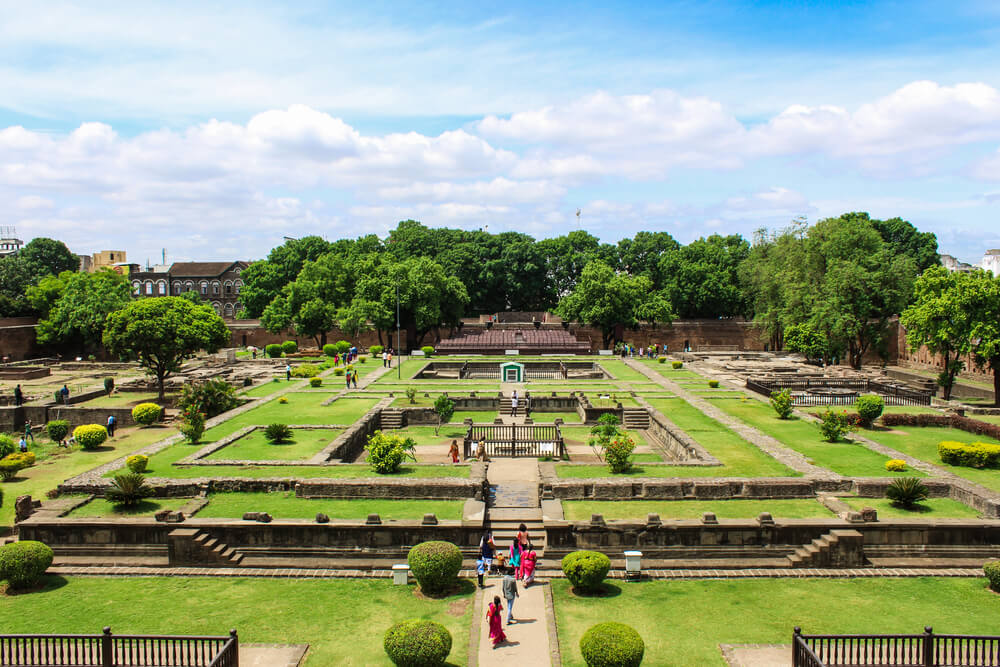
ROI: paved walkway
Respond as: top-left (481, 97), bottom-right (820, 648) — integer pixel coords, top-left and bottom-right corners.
top-left (476, 578), bottom-right (552, 666)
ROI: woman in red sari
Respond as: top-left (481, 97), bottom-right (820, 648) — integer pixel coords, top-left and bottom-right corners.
top-left (487, 595), bottom-right (506, 647)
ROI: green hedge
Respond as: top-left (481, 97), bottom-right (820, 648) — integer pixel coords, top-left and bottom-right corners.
top-left (855, 395), bottom-right (885, 427)
top-left (938, 441), bottom-right (1000, 468)
top-left (562, 550), bottom-right (611, 592)
top-left (383, 619), bottom-right (452, 666)
top-left (281, 340), bottom-right (298, 354)
top-left (580, 622), bottom-right (644, 667)
top-left (407, 541), bottom-right (462, 595)
top-left (323, 344), bottom-right (337, 357)
top-left (0, 435), bottom-right (14, 458)
top-left (73, 424), bottom-right (108, 450)
top-left (265, 344), bottom-right (282, 358)
top-left (985, 561), bottom-right (1000, 592)
top-left (45, 420), bottom-right (70, 443)
top-left (126, 454), bottom-right (149, 473)
top-left (131, 402), bottom-right (162, 426)
top-left (0, 540), bottom-right (54, 589)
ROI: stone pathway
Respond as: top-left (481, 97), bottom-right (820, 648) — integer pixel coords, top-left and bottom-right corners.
top-left (476, 578), bottom-right (553, 666)
top-left (240, 643), bottom-right (308, 667)
top-left (721, 644), bottom-right (792, 666)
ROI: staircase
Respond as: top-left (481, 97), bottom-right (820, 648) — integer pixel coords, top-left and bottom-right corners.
top-left (623, 407), bottom-right (650, 429)
top-left (486, 460), bottom-right (545, 559)
top-left (786, 529), bottom-right (864, 568)
top-left (499, 398), bottom-right (512, 416)
top-left (167, 529), bottom-right (244, 566)
top-left (380, 409), bottom-right (404, 429)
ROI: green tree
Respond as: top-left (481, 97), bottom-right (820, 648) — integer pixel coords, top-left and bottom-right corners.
top-left (966, 271), bottom-right (1000, 407)
top-left (556, 260), bottom-right (673, 348)
top-left (25, 272), bottom-right (71, 317)
top-left (239, 235), bottom-right (334, 317)
top-left (783, 322), bottom-right (831, 363)
top-left (103, 297), bottom-right (231, 400)
top-left (871, 216), bottom-right (939, 274)
top-left (660, 234), bottom-right (750, 318)
top-left (538, 230), bottom-right (613, 297)
top-left (19, 237), bottom-right (79, 278)
top-left (616, 231), bottom-right (680, 289)
top-left (900, 266), bottom-right (976, 400)
top-left (0, 237), bottom-right (78, 317)
top-left (36, 269), bottom-right (132, 353)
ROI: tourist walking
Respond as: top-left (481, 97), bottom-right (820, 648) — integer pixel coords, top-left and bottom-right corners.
top-left (60, 384), bottom-right (70, 404)
top-left (285, 363), bottom-right (292, 381)
top-left (508, 540), bottom-right (522, 579)
top-left (23, 419), bottom-right (34, 443)
top-left (106, 414), bottom-right (116, 438)
top-left (524, 394), bottom-right (531, 419)
top-left (352, 370), bottom-right (358, 388)
top-left (449, 440), bottom-right (460, 464)
top-left (13, 384), bottom-right (23, 407)
top-left (522, 549), bottom-right (537, 586)
top-left (345, 372), bottom-right (351, 390)
top-left (387, 349), bottom-right (393, 367)
top-left (19, 436), bottom-right (28, 452)
top-left (502, 569), bottom-right (519, 623)
top-left (477, 532), bottom-right (496, 586)
top-left (381, 350), bottom-right (387, 367)
top-left (510, 391), bottom-right (518, 417)
top-left (487, 596), bottom-right (506, 647)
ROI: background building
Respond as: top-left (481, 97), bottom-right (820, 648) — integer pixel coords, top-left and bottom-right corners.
top-left (0, 226), bottom-right (24, 257)
top-left (129, 260), bottom-right (248, 317)
top-left (982, 249), bottom-right (1000, 277)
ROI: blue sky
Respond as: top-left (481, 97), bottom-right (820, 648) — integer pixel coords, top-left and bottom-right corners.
top-left (1, 1), bottom-right (998, 264)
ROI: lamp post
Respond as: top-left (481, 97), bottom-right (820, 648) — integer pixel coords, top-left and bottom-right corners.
top-left (396, 284), bottom-right (401, 380)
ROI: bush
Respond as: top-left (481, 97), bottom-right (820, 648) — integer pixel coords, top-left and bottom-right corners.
top-left (73, 424), bottom-right (108, 450)
top-left (383, 619), bottom-right (452, 667)
top-left (105, 473), bottom-right (153, 506)
top-left (126, 454), bottom-right (149, 473)
top-left (855, 395), bottom-right (885, 427)
top-left (103, 377), bottom-right (115, 394)
top-left (657, 357), bottom-right (666, 364)
top-left (604, 434), bottom-right (636, 474)
top-left (278, 396), bottom-right (289, 404)
top-left (938, 441), bottom-right (1000, 468)
top-left (433, 395), bottom-right (455, 435)
top-left (580, 622), bottom-right (645, 667)
top-left (0, 540), bottom-right (54, 589)
top-left (769, 389), bottom-right (794, 419)
top-left (708, 380), bottom-right (720, 388)
top-left (0, 456), bottom-right (27, 481)
top-left (335, 340), bottom-right (352, 355)
top-left (323, 344), bottom-right (337, 357)
top-left (671, 361), bottom-right (683, 369)
top-left (291, 364), bottom-right (320, 378)
top-left (265, 344), bottom-right (282, 358)
top-left (885, 459), bottom-right (907, 472)
top-left (370, 345), bottom-right (384, 357)
top-left (45, 420), bottom-right (70, 443)
top-left (265, 423), bottom-right (293, 444)
top-left (0, 435), bottom-right (14, 458)
top-left (818, 409), bottom-right (852, 442)
top-left (421, 346), bottom-right (434, 357)
top-left (131, 402), bottom-right (162, 426)
top-left (366, 431), bottom-right (417, 474)
top-left (178, 379), bottom-right (238, 418)
top-left (281, 340), bottom-right (298, 354)
top-left (407, 541), bottom-right (462, 595)
top-left (359, 356), bottom-right (367, 364)
top-left (179, 409), bottom-right (205, 444)
top-left (310, 377), bottom-right (323, 387)
top-left (405, 387), bottom-right (418, 404)
top-left (333, 367), bottom-right (345, 376)
top-left (985, 561), bottom-right (1000, 592)
top-left (562, 550), bottom-right (611, 592)
top-left (883, 413), bottom-right (1000, 441)
top-left (886, 477), bottom-right (930, 508)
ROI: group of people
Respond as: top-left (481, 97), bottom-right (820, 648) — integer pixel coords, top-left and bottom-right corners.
top-left (380, 349), bottom-right (394, 368)
top-left (618, 343), bottom-right (669, 358)
top-left (479, 525), bottom-right (539, 648)
top-left (508, 390), bottom-right (531, 418)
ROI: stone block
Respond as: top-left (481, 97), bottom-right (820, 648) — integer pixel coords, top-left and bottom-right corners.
top-left (366, 513), bottom-right (381, 525)
top-left (242, 512), bottom-right (272, 523)
top-left (590, 513), bottom-right (606, 526)
top-left (165, 512), bottom-right (185, 523)
top-left (845, 511), bottom-right (864, 523)
top-left (154, 510), bottom-right (171, 522)
top-left (860, 507), bottom-right (878, 522)
top-left (646, 513), bottom-right (661, 527)
top-left (702, 512), bottom-right (718, 524)
top-left (316, 513), bottom-right (330, 523)
top-left (14, 495), bottom-right (35, 523)
top-left (757, 512), bottom-right (775, 526)
top-left (421, 513), bottom-right (438, 525)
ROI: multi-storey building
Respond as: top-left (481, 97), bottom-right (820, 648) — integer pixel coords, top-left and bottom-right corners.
top-left (129, 261), bottom-right (249, 318)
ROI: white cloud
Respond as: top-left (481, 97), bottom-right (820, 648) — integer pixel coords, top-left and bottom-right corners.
top-left (15, 195), bottom-right (54, 210)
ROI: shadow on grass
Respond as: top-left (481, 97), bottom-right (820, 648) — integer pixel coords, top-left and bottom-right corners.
top-left (568, 582), bottom-right (623, 598)
top-left (2, 574), bottom-right (69, 596)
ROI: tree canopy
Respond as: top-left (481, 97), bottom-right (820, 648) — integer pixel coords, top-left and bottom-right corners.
top-left (0, 237), bottom-right (79, 317)
top-left (36, 269), bottom-right (132, 352)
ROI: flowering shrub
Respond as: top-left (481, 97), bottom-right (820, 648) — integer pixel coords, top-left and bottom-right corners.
top-left (179, 407), bottom-right (205, 444)
top-left (885, 459), bottom-right (907, 472)
top-left (818, 409), bottom-right (853, 442)
top-left (769, 389), bottom-right (794, 419)
top-left (604, 434), bottom-right (636, 474)
top-left (73, 424), bottom-right (108, 450)
top-left (366, 431), bottom-right (417, 474)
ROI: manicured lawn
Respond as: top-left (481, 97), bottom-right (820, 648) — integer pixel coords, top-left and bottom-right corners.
top-left (241, 381), bottom-right (294, 397)
top-left (974, 415), bottom-right (1000, 425)
top-left (586, 393), bottom-right (639, 407)
top-left (861, 426), bottom-right (1000, 492)
top-left (396, 424), bottom-right (471, 446)
top-left (553, 578), bottom-right (1000, 667)
top-left (66, 497), bottom-right (190, 517)
top-left (707, 397), bottom-right (921, 478)
top-left (561, 426), bottom-right (649, 449)
top-left (454, 411), bottom-right (498, 423)
top-left (838, 496), bottom-right (982, 519)
top-left (196, 492), bottom-right (463, 520)
top-left (197, 396), bottom-right (379, 444)
top-left (557, 464), bottom-right (734, 478)
top-left (562, 498), bottom-right (835, 520)
top-left (0, 425), bottom-right (177, 531)
top-left (0, 577), bottom-right (473, 667)
top-left (646, 398), bottom-right (796, 477)
top-left (82, 391), bottom-right (174, 408)
top-left (369, 359), bottom-right (424, 383)
top-left (203, 428), bottom-right (344, 461)
top-left (631, 453), bottom-right (664, 463)
top-left (531, 411), bottom-right (582, 423)
top-left (595, 360), bottom-right (651, 381)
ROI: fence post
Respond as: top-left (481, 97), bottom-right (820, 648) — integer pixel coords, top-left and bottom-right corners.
top-left (923, 626), bottom-right (934, 667)
top-left (792, 627), bottom-right (801, 667)
top-left (101, 627), bottom-right (113, 667)
top-left (230, 629), bottom-right (239, 667)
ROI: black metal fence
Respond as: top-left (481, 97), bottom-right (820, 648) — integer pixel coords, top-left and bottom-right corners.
top-left (793, 626), bottom-right (1000, 666)
top-left (463, 423), bottom-right (564, 458)
top-left (0, 627), bottom-right (239, 667)
top-left (748, 377), bottom-right (933, 407)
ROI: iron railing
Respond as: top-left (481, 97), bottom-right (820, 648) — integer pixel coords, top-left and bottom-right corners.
top-left (793, 626), bottom-right (1000, 666)
top-left (0, 627), bottom-right (239, 667)
top-left (464, 423), bottom-right (564, 458)
top-left (747, 377), bottom-right (932, 406)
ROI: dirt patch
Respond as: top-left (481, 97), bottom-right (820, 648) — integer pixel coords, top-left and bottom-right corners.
top-left (447, 598), bottom-right (471, 617)
top-left (412, 581), bottom-right (468, 600)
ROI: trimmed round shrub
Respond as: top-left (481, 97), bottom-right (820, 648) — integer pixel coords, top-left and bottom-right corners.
top-left (45, 420), bottom-right (70, 443)
top-left (323, 344), bottom-right (337, 357)
top-left (281, 340), bottom-right (298, 354)
top-left (310, 377), bottom-right (323, 387)
top-left (562, 550), bottom-right (611, 592)
top-left (265, 343), bottom-right (282, 358)
top-left (0, 540), bottom-right (54, 589)
top-left (369, 344), bottom-right (384, 356)
top-left (855, 395), bottom-right (885, 427)
top-left (671, 360), bottom-right (683, 369)
top-left (383, 619), bottom-right (452, 667)
top-left (985, 561), bottom-right (1000, 592)
top-left (103, 377), bottom-right (115, 394)
top-left (421, 345), bottom-right (434, 357)
top-left (132, 402), bottom-right (162, 426)
top-left (278, 396), bottom-right (289, 404)
top-left (0, 455), bottom-right (27, 481)
top-left (708, 380), bottom-right (720, 388)
top-left (127, 454), bottom-right (149, 473)
top-left (359, 356), bottom-right (367, 363)
top-left (407, 541), bottom-right (462, 595)
top-left (73, 424), bottom-right (108, 451)
top-left (0, 435), bottom-right (14, 458)
top-left (291, 364), bottom-right (320, 378)
top-left (334, 367), bottom-right (345, 376)
top-left (335, 340), bottom-right (352, 355)
top-left (580, 622), bottom-right (644, 667)
top-left (657, 357), bottom-right (666, 364)
top-left (885, 459), bottom-right (907, 472)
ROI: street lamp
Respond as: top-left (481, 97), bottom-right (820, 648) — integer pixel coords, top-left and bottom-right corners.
top-left (396, 284), bottom-right (401, 380)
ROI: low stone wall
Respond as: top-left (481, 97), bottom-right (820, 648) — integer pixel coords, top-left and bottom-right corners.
top-left (330, 397), bottom-right (392, 462)
top-left (0, 404), bottom-right (146, 431)
top-left (0, 367), bottom-right (50, 380)
top-left (544, 477), bottom-right (852, 500)
top-left (643, 405), bottom-right (721, 464)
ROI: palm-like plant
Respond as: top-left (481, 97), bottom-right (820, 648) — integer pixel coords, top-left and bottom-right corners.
top-left (886, 477), bottom-right (929, 509)
top-left (105, 473), bottom-right (153, 506)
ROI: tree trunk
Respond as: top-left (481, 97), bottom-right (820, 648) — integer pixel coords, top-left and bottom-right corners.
top-left (993, 356), bottom-right (1000, 408)
top-left (157, 368), bottom-right (166, 402)
top-left (942, 349), bottom-right (953, 401)
top-left (320, 331), bottom-right (327, 347)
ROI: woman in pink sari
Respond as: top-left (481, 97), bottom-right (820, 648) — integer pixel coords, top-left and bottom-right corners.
top-left (487, 595), bottom-right (506, 647)
top-left (521, 549), bottom-right (537, 586)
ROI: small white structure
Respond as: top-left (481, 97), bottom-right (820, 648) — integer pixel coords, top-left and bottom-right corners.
top-left (624, 550), bottom-right (642, 581)
top-left (983, 249), bottom-right (1000, 277)
top-left (392, 564), bottom-right (410, 585)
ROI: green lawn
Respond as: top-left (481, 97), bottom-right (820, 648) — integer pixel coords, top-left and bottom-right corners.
top-left (195, 395), bottom-right (379, 445)
top-left (838, 496), bottom-right (981, 519)
top-left (241, 381), bottom-right (294, 397)
top-left (531, 411), bottom-right (582, 423)
top-left (586, 393), bottom-right (639, 407)
top-left (646, 398), bottom-right (796, 477)
top-left (595, 360), bottom-right (652, 381)
top-left (82, 392), bottom-right (174, 408)
top-left (861, 426), bottom-right (1000, 492)
top-left (553, 578), bottom-right (1000, 667)
top-left (561, 426), bottom-right (649, 449)
top-left (203, 428), bottom-right (344, 461)
top-left (196, 492), bottom-right (463, 520)
top-left (0, 577), bottom-right (473, 666)
top-left (557, 464), bottom-right (732, 478)
top-left (66, 497), bottom-right (190, 517)
top-left (973, 415), bottom-right (1000, 425)
top-left (707, 397), bottom-right (921, 478)
top-left (562, 498), bottom-right (835, 520)
top-left (395, 424), bottom-right (471, 446)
